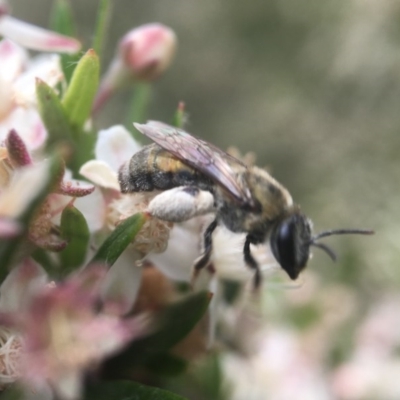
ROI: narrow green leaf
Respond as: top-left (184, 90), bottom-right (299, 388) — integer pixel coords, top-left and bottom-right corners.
top-left (171, 102), bottom-right (186, 128)
top-left (59, 205), bottom-right (90, 276)
top-left (84, 380), bottom-right (188, 400)
top-left (103, 291), bottom-right (211, 376)
top-left (127, 83), bottom-right (152, 134)
top-left (68, 128), bottom-right (97, 176)
top-left (62, 49), bottom-right (100, 129)
top-left (91, 212), bottom-right (146, 267)
top-left (36, 78), bottom-right (75, 148)
top-left (92, 0), bottom-right (112, 62)
top-left (32, 248), bottom-right (59, 277)
top-left (36, 78), bottom-right (90, 176)
top-left (133, 290), bottom-right (210, 351)
top-left (49, 0), bottom-right (80, 82)
top-left (1, 384), bottom-right (24, 400)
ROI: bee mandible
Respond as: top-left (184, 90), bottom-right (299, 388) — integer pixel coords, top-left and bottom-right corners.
top-left (118, 121), bottom-right (373, 287)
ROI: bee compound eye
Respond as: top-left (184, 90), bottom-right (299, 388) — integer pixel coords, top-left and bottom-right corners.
top-left (270, 214), bottom-right (311, 280)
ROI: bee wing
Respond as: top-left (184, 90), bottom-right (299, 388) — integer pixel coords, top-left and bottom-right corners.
top-left (134, 121), bottom-right (255, 206)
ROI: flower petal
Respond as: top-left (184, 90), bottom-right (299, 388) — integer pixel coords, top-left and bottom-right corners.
top-left (101, 250), bottom-right (143, 315)
top-left (0, 16), bottom-right (81, 53)
top-left (0, 161), bottom-right (50, 218)
top-left (119, 23), bottom-right (177, 81)
top-left (95, 125), bottom-right (142, 172)
top-left (13, 54), bottom-right (63, 106)
top-left (73, 188), bottom-right (106, 233)
top-left (0, 217), bottom-right (21, 238)
top-left (0, 259), bottom-right (47, 313)
top-left (0, 39), bottom-right (28, 82)
top-left (0, 107), bottom-right (47, 150)
top-left (79, 160), bottom-right (120, 190)
top-left (147, 219), bottom-right (201, 282)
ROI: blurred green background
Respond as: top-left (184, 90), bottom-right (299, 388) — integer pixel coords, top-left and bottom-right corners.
top-left (8, 0), bottom-right (400, 398)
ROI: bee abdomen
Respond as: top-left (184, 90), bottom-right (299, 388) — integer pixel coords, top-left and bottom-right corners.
top-left (119, 144), bottom-right (213, 193)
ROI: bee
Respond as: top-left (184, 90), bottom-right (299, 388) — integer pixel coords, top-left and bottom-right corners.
top-left (118, 121), bottom-right (373, 287)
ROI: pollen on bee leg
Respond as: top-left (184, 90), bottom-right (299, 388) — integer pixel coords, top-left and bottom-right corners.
top-left (147, 186), bottom-right (215, 222)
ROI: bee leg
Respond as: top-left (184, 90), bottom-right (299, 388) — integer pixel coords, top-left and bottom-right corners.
top-left (192, 219), bottom-right (218, 285)
top-left (244, 235), bottom-right (262, 289)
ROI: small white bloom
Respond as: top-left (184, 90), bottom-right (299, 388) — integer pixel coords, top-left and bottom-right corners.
top-left (0, 39), bottom-right (64, 149)
top-left (95, 125), bottom-right (142, 172)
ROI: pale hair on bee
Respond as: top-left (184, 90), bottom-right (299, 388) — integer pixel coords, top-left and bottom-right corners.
top-left (118, 120), bottom-right (374, 288)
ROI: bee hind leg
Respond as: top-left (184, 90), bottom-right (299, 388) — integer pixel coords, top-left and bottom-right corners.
top-left (191, 219), bottom-right (218, 286)
top-left (244, 235), bottom-right (262, 289)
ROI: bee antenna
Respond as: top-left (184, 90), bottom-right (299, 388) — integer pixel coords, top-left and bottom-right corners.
top-left (312, 229), bottom-right (374, 242)
top-left (311, 242), bottom-right (337, 262)
top-left (310, 229), bottom-right (373, 263)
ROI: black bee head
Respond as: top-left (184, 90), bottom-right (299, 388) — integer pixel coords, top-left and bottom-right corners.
top-left (270, 213), bottom-right (312, 280)
top-left (270, 212), bottom-right (374, 280)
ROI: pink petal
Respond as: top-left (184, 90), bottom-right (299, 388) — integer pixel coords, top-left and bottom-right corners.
top-left (0, 39), bottom-right (28, 82)
top-left (0, 108), bottom-right (47, 150)
top-left (0, 16), bottom-right (81, 53)
top-left (95, 125), bottom-right (142, 172)
top-left (119, 23), bottom-right (177, 81)
top-left (0, 217), bottom-right (21, 238)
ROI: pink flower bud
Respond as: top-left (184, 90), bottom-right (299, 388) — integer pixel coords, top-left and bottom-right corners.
top-left (119, 23), bottom-right (177, 81)
top-left (93, 23), bottom-right (177, 113)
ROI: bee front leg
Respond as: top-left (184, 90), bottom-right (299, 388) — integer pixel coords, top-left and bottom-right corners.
top-left (192, 219), bottom-right (218, 284)
top-left (244, 235), bottom-right (262, 289)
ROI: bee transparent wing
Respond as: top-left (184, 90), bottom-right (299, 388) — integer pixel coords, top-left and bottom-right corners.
top-left (134, 121), bottom-right (255, 206)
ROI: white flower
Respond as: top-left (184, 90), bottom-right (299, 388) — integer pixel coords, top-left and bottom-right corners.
top-left (0, 262), bottom-right (147, 399)
top-left (79, 125), bottom-right (172, 314)
top-left (0, 39), bottom-right (64, 150)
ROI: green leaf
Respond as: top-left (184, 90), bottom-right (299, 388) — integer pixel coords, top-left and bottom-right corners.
top-left (62, 49), bottom-right (100, 129)
top-left (103, 291), bottom-right (210, 376)
top-left (36, 78), bottom-right (75, 148)
top-left (144, 352), bottom-right (188, 376)
top-left (90, 212), bottom-right (146, 267)
top-left (32, 248), bottom-right (59, 277)
top-left (50, 0), bottom-right (76, 36)
top-left (1, 384), bottom-right (24, 400)
top-left (36, 78), bottom-right (92, 176)
top-left (92, 0), bottom-right (112, 62)
top-left (69, 128), bottom-right (97, 176)
top-left (135, 290), bottom-right (210, 351)
top-left (49, 0), bottom-right (80, 82)
top-left (84, 380), bottom-right (188, 400)
top-left (59, 204), bottom-right (90, 277)
top-left (171, 102), bottom-right (186, 128)
top-left (127, 83), bottom-right (152, 131)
